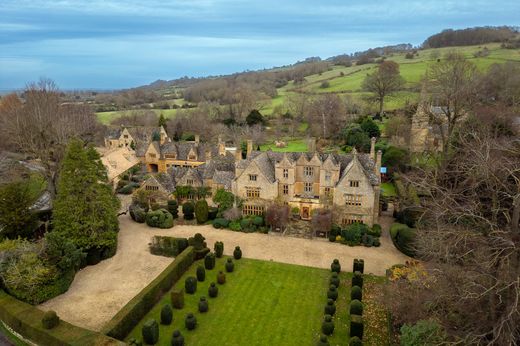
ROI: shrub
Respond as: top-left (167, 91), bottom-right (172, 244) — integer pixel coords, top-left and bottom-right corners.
top-left (208, 207), bottom-right (218, 220)
top-left (214, 241), bottom-right (224, 258)
top-left (330, 259), bottom-right (341, 273)
top-left (321, 314), bottom-right (335, 335)
top-left (368, 224), bottom-right (382, 237)
top-left (324, 299), bottom-right (336, 316)
top-left (196, 265), bottom-right (206, 282)
top-left (188, 233), bottom-right (210, 260)
top-left (212, 218), bottom-right (230, 229)
top-left (317, 334), bottom-right (330, 346)
top-left (185, 313), bottom-right (197, 330)
top-left (229, 220), bottom-right (242, 232)
top-left (195, 199), bottom-right (209, 224)
top-left (167, 200), bottom-right (179, 218)
top-left (142, 319), bottom-right (159, 345)
top-left (362, 234), bottom-right (374, 247)
top-left (171, 289), bottom-right (184, 309)
top-left (41, 310), bottom-right (59, 329)
top-left (150, 236), bottom-right (188, 257)
top-left (400, 319), bottom-right (447, 345)
top-left (204, 252), bottom-right (216, 270)
top-left (350, 315), bottom-right (363, 339)
top-left (351, 285), bottom-right (362, 301)
top-left (327, 285), bottom-right (338, 301)
top-left (171, 330), bottom-right (184, 346)
top-left (233, 246), bottom-right (242, 260)
top-left (240, 218), bottom-right (255, 232)
top-left (198, 296), bottom-right (209, 313)
top-left (373, 238), bottom-right (381, 247)
top-left (352, 271), bottom-right (363, 288)
top-left (117, 184), bottom-right (134, 195)
top-left (330, 273), bottom-right (340, 288)
top-left (350, 299), bottom-right (363, 315)
top-left (395, 225), bottom-right (416, 257)
top-left (353, 259), bottom-right (364, 273)
top-left (182, 201), bottom-right (195, 220)
top-left (223, 207), bottom-right (242, 221)
top-left (208, 282), bottom-right (218, 298)
top-left (217, 271), bottom-right (226, 284)
top-left (146, 209), bottom-right (174, 229)
top-left (225, 258), bottom-right (234, 272)
top-left (349, 336), bottom-right (362, 346)
top-left (160, 304), bottom-right (173, 325)
top-left (129, 204), bottom-right (147, 223)
top-left (185, 276), bottom-right (197, 294)
top-left (252, 216), bottom-right (264, 227)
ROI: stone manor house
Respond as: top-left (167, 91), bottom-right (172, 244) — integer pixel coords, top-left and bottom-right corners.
top-left (105, 126), bottom-right (382, 226)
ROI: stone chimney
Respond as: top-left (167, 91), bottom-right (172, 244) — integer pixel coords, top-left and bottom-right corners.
top-left (235, 149), bottom-right (242, 161)
top-left (218, 136), bottom-right (225, 156)
top-left (246, 139), bottom-right (253, 158)
top-left (370, 137), bottom-right (376, 159)
top-left (375, 150), bottom-right (382, 177)
top-left (308, 137), bottom-right (316, 152)
top-left (205, 149), bottom-right (212, 161)
top-left (194, 134), bottom-right (200, 145)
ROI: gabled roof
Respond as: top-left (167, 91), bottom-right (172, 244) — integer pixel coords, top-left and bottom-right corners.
top-left (160, 141), bottom-right (221, 161)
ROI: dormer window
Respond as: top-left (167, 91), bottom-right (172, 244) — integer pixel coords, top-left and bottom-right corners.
top-left (249, 174), bottom-right (257, 181)
top-left (304, 166), bottom-right (314, 177)
top-left (283, 169), bottom-right (288, 178)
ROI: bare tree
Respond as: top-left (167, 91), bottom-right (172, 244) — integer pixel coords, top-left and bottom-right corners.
top-left (308, 94), bottom-right (346, 139)
top-left (265, 203), bottom-right (289, 230)
top-left (362, 60), bottom-right (404, 114)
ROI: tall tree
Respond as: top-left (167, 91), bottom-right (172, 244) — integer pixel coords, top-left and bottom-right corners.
top-left (52, 140), bottom-right (120, 261)
top-left (362, 60), bottom-right (404, 114)
top-left (158, 113), bottom-right (167, 131)
top-left (0, 181), bottom-right (38, 239)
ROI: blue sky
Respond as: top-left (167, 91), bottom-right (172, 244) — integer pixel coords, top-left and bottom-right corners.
top-left (0, 1), bottom-right (518, 90)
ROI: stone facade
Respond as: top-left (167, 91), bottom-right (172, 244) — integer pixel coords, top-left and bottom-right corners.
top-left (409, 103), bottom-right (444, 153)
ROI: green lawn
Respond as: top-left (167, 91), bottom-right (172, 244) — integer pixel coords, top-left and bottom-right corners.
top-left (381, 182), bottom-right (397, 198)
top-left (125, 257), bottom-right (352, 346)
top-left (259, 139), bottom-right (308, 152)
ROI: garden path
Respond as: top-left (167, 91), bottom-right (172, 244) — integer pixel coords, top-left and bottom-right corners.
top-left (39, 211), bottom-right (409, 332)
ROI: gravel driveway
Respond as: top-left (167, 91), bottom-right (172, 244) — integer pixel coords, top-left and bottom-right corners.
top-left (39, 212), bottom-right (408, 332)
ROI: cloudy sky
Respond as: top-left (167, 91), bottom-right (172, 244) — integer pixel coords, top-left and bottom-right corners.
top-left (0, 0), bottom-right (518, 90)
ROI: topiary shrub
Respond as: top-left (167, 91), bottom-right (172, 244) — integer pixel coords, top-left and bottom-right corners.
top-left (373, 238), bottom-right (381, 247)
top-left (171, 330), bottom-right (184, 346)
top-left (217, 271), bottom-right (226, 284)
top-left (329, 273), bottom-right (340, 288)
top-left (142, 319), bottom-right (159, 345)
top-left (233, 246), bottom-right (242, 260)
top-left (324, 299), bottom-right (336, 316)
top-left (195, 199), bottom-right (209, 224)
top-left (208, 207), bottom-right (218, 220)
top-left (252, 216), bottom-right (264, 227)
top-left (317, 334), bottom-right (330, 346)
top-left (167, 200), bottom-right (179, 218)
top-left (171, 289), bottom-right (184, 309)
top-left (185, 313), bottom-right (197, 331)
top-left (225, 258), bottom-right (234, 272)
top-left (362, 234), bottom-right (374, 247)
top-left (188, 233), bottom-right (210, 260)
top-left (161, 304), bottom-right (173, 325)
top-left (145, 209), bottom-right (174, 228)
top-left (129, 204), bottom-right (147, 223)
top-left (327, 285), bottom-right (338, 301)
top-left (204, 252), bottom-right (216, 270)
top-left (185, 276), bottom-right (197, 294)
top-left (212, 218), bottom-right (229, 229)
top-left (196, 265), bottom-right (206, 282)
top-left (368, 224), bottom-right (381, 237)
top-left (350, 314), bottom-right (364, 339)
top-left (182, 201), bottom-right (195, 220)
top-left (198, 296), bottom-right (209, 313)
top-left (351, 285), bottom-right (362, 301)
top-left (330, 259), bottom-right (341, 273)
top-left (240, 218), bottom-right (254, 232)
top-left (350, 299), bottom-right (363, 315)
top-left (208, 282), bottom-right (218, 298)
top-left (353, 259), bottom-right (364, 273)
top-left (321, 314), bottom-right (335, 336)
top-left (214, 241), bottom-right (224, 258)
top-left (349, 336), bottom-right (362, 346)
top-left (41, 310), bottom-right (59, 329)
top-left (352, 271), bottom-right (363, 288)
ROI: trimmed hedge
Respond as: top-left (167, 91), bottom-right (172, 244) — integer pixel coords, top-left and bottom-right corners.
top-left (349, 336), bottom-right (362, 346)
top-left (317, 334), bottom-right (330, 346)
top-left (208, 283), bottom-right (218, 298)
top-left (198, 297), bottom-right (209, 313)
top-left (196, 266), bottom-right (206, 282)
top-left (0, 290), bottom-right (123, 346)
top-left (160, 304), bottom-right (173, 325)
top-left (330, 259), bottom-right (341, 273)
top-left (214, 241), bottom-right (224, 258)
top-left (182, 201), bottom-right (195, 220)
top-left (195, 199), bottom-right (209, 224)
top-left (142, 319), bottom-right (159, 345)
top-left (233, 246), bottom-right (242, 260)
top-left (350, 314), bottom-right (364, 339)
top-left (41, 310), bottom-right (59, 329)
top-left (185, 277), bottom-right (197, 294)
top-left (353, 259), bottom-right (364, 273)
top-left (217, 271), bottom-right (226, 285)
top-left (351, 285), bottom-right (362, 301)
top-left (225, 258), bottom-right (234, 273)
top-left (185, 313), bottom-right (197, 330)
top-left (171, 330), bottom-right (184, 346)
top-left (329, 273), bottom-right (340, 288)
top-left (102, 247), bottom-right (194, 340)
top-left (145, 209), bottom-right (174, 229)
top-left (204, 253), bottom-right (216, 270)
top-left (352, 271), bottom-right (363, 288)
top-left (321, 314), bottom-right (335, 336)
top-left (324, 299), bottom-right (336, 316)
top-left (391, 223), bottom-right (416, 257)
top-left (208, 207), bottom-right (218, 220)
top-left (171, 289), bottom-right (184, 310)
top-left (167, 200), bottom-right (179, 218)
top-left (129, 204), bottom-right (147, 223)
top-left (327, 285), bottom-right (338, 301)
top-left (350, 299), bottom-right (363, 315)
top-left (212, 218), bottom-right (229, 229)
top-left (149, 236), bottom-right (188, 257)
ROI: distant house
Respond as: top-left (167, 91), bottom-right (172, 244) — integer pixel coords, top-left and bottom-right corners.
top-left (104, 125), bottom-right (169, 149)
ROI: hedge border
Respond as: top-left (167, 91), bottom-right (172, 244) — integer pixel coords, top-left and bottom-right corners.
top-left (101, 246), bottom-right (195, 340)
top-left (0, 290), bottom-right (123, 346)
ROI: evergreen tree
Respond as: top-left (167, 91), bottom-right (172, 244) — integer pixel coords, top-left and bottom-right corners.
top-left (158, 113), bottom-right (167, 131)
top-left (0, 181), bottom-right (38, 239)
top-left (52, 140), bottom-right (120, 260)
top-left (246, 109), bottom-right (265, 126)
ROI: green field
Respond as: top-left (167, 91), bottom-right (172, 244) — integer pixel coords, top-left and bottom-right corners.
top-left (259, 139), bottom-right (308, 152)
top-left (125, 257), bottom-right (357, 346)
top-left (96, 108), bottom-right (179, 125)
top-left (381, 182), bottom-right (397, 198)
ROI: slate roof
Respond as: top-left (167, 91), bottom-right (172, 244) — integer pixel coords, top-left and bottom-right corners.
top-left (105, 126), bottom-right (163, 142)
top-left (238, 150), bottom-right (380, 186)
top-left (160, 141), bottom-right (220, 161)
top-left (155, 173), bottom-right (176, 193)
